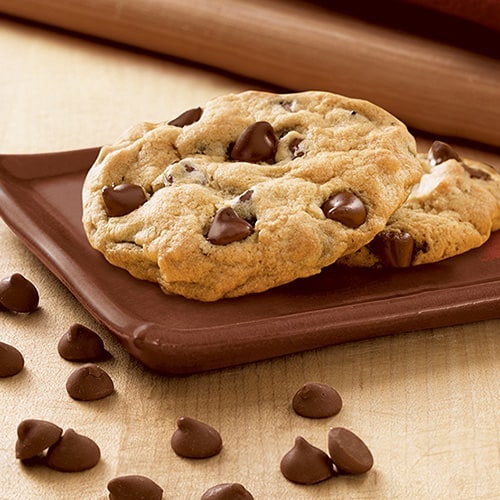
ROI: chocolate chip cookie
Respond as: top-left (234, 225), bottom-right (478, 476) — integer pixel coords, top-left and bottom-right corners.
top-left (339, 141), bottom-right (500, 268)
top-left (82, 90), bottom-right (421, 300)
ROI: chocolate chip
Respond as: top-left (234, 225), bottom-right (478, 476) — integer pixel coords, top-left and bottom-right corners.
top-left (207, 207), bottom-right (254, 245)
top-left (292, 382), bottom-right (342, 418)
top-left (46, 428), bottom-right (100, 472)
top-left (201, 483), bottom-right (254, 499)
top-left (280, 436), bottom-right (335, 484)
top-left (289, 138), bottom-right (304, 158)
top-left (107, 475), bottom-right (163, 500)
top-left (171, 416), bottom-right (222, 459)
top-left (0, 341), bottom-right (24, 377)
top-left (279, 100), bottom-right (294, 112)
top-left (230, 121), bottom-right (277, 164)
top-left (370, 230), bottom-right (415, 267)
top-left (102, 183), bottom-right (147, 217)
top-left (428, 140), bottom-right (460, 166)
top-left (328, 427), bottom-right (374, 474)
top-left (0, 273), bottom-right (39, 313)
top-left (66, 363), bottom-right (115, 401)
top-left (239, 189), bottom-right (253, 202)
top-left (15, 419), bottom-right (63, 460)
top-left (168, 107), bottom-right (203, 127)
top-left (462, 163), bottom-right (492, 181)
top-left (57, 323), bottom-right (111, 362)
top-left (322, 192), bottom-right (367, 228)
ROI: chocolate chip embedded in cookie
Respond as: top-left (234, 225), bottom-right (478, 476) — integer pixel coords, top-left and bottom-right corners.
top-left (340, 141), bottom-right (500, 267)
top-left (82, 90), bottom-right (422, 300)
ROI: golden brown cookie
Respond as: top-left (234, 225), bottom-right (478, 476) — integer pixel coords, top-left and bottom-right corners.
top-left (82, 90), bottom-right (421, 300)
top-left (340, 141), bottom-right (500, 268)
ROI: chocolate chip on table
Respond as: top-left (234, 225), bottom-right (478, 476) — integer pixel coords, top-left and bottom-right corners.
top-left (107, 474), bottom-right (163, 500)
top-left (428, 140), bottom-right (461, 166)
top-left (171, 416), bottom-right (223, 459)
top-left (0, 341), bottom-right (25, 377)
top-left (15, 419), bottom-right (63, 461)
top-left (370, 230), bottom-right (415, 267)
top-left (58, 323), bottom-right (111, 362)
top-left (168, 107), bottom-right (203, 127)
top-left (280, 436), bottom-right (335, 484)
top-left (292, 382), bottom-right (343, 419)
top-left (46, 428), bottom-right (100, 472)
top-left (328, 427), bottom-right (374, 475)
top-left (201, 483), bottom-right (254, 499)
top-left (102, 183), bottom-right (147, 217)
top-left (230, 121), bottom-right (278, 164)
top-left (322, 192), bottom-right (367, 228)
top-left (0, 273), bottom-right (39, 313)
top-left (207, 207), bottom-right (254, 245)
top-left (66, 363), bottom-right (115, 401)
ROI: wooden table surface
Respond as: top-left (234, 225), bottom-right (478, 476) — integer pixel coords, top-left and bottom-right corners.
top-left (1, 15), bottom-right (499, 499)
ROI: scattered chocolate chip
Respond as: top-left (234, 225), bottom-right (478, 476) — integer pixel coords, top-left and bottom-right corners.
top-left (230, 121), bottom-right (277, 164)
top-left (462, 163), bottom-right (492, 181)
top-left (280, 436), bottom-right (335, 484)
top-left (279, 100), bottom-right (294, 112)
top-left (239, 189), bottom-right (253, 202)
top-left (370, 230), bottom-right (415, 267)
top-left (184, 164), bottom-right (195, 172)
top-left (46, 428), bottom-right (100, 472)
top-left (292, 382), bottom-right (343, 418)
top-left (207, 207), bottom-right (254, 245)
top-left (57, 323), bottom-right (111, 362)
top-left (289, 138), bottom-right (304, 158)
top-left (0, 341), bottom-right (24, 377)
top-left (66, 363), bottom-right (115, 401)
top-left (15, 419), bottom-right (63, 460)
top-left (107, 475), bottom-right (163, 500)
top-left (168, 107), bottom-right (203, 127)
top-left (0, 273), bottom-right (39, 313)
top-left (328, 427), bottom-right (374, 474)
top-left (322, 192), bottom-right (367, 228)
top-left (102, 183), bottom-right (147, 217)
top-left (171, 416), bottom-right (222, 459)
top-left (428, 140), bottom-right (460, 166)
top-left (201, 483), bottom-right (254, 499)
top-left (350, 110), bottom-right (357, 116)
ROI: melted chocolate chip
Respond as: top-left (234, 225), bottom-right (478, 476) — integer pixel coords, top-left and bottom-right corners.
top-left (107, 475), bottom-right (164, 500)
top-left (230, 121), bottom-right (277, 164)
top-left (168, 107), bottom-right (203, 127)
top-left (0, 273), bottom-right (39, 313)
top-left (207, 207), bottom-right (254, 245)
top-left (66, 363), bottom-right (115, 401)
top-left (239, 189), bottom-right (254, 202)
top-left (322, 192), bottom-right (367, 228)
top-left (0, 341), bottom-right (24, 377)
top-left (58, 323), bottom-right (111, 362)
top-left (102, 183), bottom-right (147, 217)
top-left (289, 138), bottom-right (304, 158)
top-left (171, 416), bottom-right (222, 459)
top-left (280, 436), bottom-right (335, 484)
top-left (201, 483), bottom-right (254, 500)
top-left (328, 427), bottom-right (374, 474)
top-left (46, 428), bottom-right (100, 472)
top-left (462, 163), bottom-right (492, 181)
top-left (292, 382), bottom-right (343, 418)
top-left (370, 230), bottom-right (415, 267)
top-left (428, 140), bottom-right (460, 166)
top-left (15, 419), bottom-right (63, 460)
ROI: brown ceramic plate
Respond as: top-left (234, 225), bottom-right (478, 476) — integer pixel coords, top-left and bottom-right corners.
top-left (0, 146), bottom-right (499, 374)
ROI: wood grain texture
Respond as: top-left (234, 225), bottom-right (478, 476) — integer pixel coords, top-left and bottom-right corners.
top-left (0, 0), bottom-right (499, 146)
top-left (0, 16), bottom-right (499, 499)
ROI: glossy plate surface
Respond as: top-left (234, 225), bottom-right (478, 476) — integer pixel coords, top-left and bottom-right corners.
top-left (0, 147), bottom-right (499, 374)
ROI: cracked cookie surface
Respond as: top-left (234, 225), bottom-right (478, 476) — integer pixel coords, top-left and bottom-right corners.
top-left (339, 141), bottom-right (500, 268)
top-left (82, 90), bottom-right (421, 300)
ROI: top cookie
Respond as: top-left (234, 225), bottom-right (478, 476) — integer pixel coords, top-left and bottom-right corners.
top-left (339, 141), bottom-right (500, 268)
top-left (82, 90), bottom-right (421, 301)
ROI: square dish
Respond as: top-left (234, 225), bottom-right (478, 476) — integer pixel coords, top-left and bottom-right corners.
top-left (0, 146), bottom-right (498, 374)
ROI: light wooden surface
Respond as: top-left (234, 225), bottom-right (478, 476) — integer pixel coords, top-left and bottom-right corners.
top-left (1, 15), bottom-right (499, 500)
